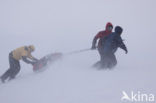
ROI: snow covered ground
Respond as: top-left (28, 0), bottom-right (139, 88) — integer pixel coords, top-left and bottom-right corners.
top-left (0, 0), bottom-right (156, 103)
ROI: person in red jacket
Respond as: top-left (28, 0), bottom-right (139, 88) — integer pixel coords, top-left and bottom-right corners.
top-left (91, 22), bottom-right (113, 68)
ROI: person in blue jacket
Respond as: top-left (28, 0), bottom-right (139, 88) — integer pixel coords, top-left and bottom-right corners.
top-left (101, 26), bottom-right (128, 69)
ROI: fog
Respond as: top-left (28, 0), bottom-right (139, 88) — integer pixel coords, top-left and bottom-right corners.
top-left (0, 0), bottom-right (156, 103)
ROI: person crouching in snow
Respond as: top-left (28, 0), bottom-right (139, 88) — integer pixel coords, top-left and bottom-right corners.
top-left (0, 45), bottom-right (38, 83)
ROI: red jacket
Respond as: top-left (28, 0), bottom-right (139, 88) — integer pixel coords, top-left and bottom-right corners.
top-left (92, 22), bottom-right (113, 48)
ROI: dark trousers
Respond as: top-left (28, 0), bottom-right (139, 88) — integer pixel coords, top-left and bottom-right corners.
top-left (106, 53), bottom-right (117, 68)
top-left (98, 48), bottom-right (117, 69)
top-left (98, 47), bottom-right (106, 61)
top-left (1, 52), bottom-right (20, 82)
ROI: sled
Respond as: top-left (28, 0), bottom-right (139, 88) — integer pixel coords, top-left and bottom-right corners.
top-left (33, 53), bottom-right (62, 72)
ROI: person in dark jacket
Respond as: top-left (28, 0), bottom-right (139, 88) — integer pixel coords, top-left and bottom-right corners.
top-left (102, 26), bottom-right (128, 69)
top-left (91, 22), bottom-right (113, 68)
top-left (0, 45), bottom-right (38, 83)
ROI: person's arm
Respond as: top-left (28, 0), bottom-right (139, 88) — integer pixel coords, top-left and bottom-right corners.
top-left (91, 32), bottom-right (101, 49)
top-left (117, 36), bottom-right (128, 54)
top-left (22, 56), bottom-right (36, 65)
top-left (28, 54), bottom-right (39, 62)
top-left (91, 37), bottom-right (97, 49)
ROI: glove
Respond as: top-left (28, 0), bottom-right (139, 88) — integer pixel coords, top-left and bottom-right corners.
top-left (30, 61), bottom-right (37, 66)
top-left (33, 58), bottom-right (39, 62)
top-left (125, 49), bottom-right (128, 54)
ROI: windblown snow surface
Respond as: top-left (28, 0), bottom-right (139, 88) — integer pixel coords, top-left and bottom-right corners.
top-left (0, 0), bottom-right (156, 103)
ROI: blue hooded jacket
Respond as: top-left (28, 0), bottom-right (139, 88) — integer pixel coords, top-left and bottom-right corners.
top-left (102, 26), bottom-right (127, 54)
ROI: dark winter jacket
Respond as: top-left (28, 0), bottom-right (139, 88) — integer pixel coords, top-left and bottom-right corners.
top-left (92, 22), bottom-right (113, 49)
top-left (102, 26), bottom-right (127, 54)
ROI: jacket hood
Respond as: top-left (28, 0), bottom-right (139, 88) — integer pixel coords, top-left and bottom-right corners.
top-left (115, 26), bottom-right (123, 35)
top-left (105, 22), bottom-right (113, 31)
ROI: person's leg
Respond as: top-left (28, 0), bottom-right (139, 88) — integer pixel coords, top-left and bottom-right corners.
top-left (112, 54), bottom-right (117, 67)
top-left (92, 61), bottom-right (101, 68)
top-left (1, 69), bottom-right (12, 82)
top-left (98, 48), bottom-right (112, 69)
top-left (98, 48), bottom-right (103, 61)
top-left (108, 53), bottom-right (117, 69)
top-left (98, 50), bottom-right (108, 69)
top-left (92, 48), bottom-right (103, 68)
top-left (97, 48), bottom-right (104, 68)
top-left (100, 54), bottom-right (110, 69)
top-left (1, 53), bottom-right (15, 82)
top-left (9, 60), bottom-right (20, 80)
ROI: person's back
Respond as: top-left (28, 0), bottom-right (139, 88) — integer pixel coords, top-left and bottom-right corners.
top-left (13, 46), bottom-right (30, 60)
